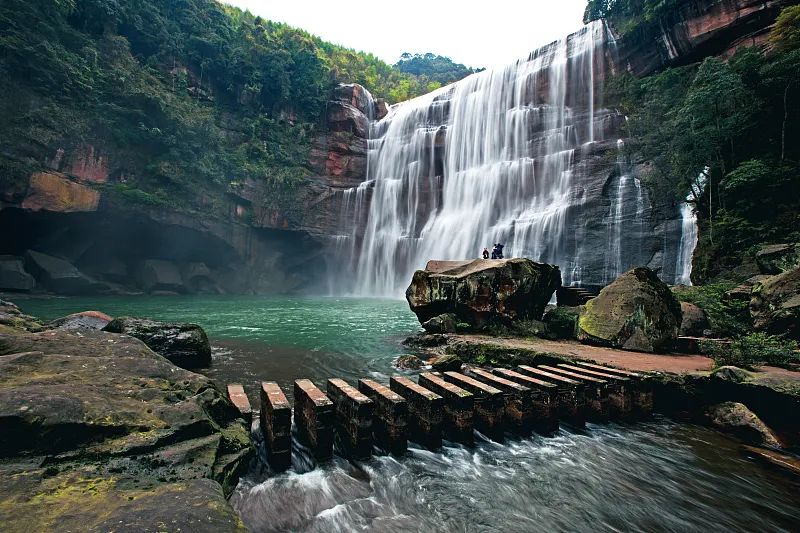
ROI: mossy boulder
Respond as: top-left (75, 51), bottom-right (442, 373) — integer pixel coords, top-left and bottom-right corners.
top-left (542, 306), bottom-right (581, 340)
top-left (750, 266), bottom-right (800, 340)
top-left (422, 313), bottom-right (458, 334)
top-left (0, 324), bottom-right (253, 532)
top-left (104, 317), bottom-right (212, 368)
top-left (406, 258), bottom-right (561, 330)
top-left (430, 353), bottom-right (463, 372)
top-left (578, 267), bottom-right (682, 353)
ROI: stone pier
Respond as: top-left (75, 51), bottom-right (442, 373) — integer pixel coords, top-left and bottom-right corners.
top-left (226, 383), bottom-right (252, 424)
top-left (467, 367), bottom-right (535, 435)
top-left (574, 361), bottom-right (650, 414)
top-left (442, 371), bottom-right (505, 440)
top-left (516, 365), bottom-right (586, 427)
top-left (492, 368), bottom-right (559, 433)
top-left (539, 365), bottom-right (610, 421)
top-left (560, 363), bottom-right (634, 416)
top-left (390, 376), bottom-right (444, 449)
top-left (327, 378), bottom-right (374, 460)
top-left (294, 379), bottom-right (335, 462)
top-left (359, 378), bottom-right (408, 454)
top-left (260, 381), bottom-right (291, 471)
top-left (419, 372), bottom-right (474, 444)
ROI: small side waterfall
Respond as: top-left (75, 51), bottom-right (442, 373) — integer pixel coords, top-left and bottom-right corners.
top-left (674, 170), bottom-right (705, 285)
top-left (331, 21), bottom-right (667, 297)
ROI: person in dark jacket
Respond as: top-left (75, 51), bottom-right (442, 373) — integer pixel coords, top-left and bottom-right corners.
top-left (482, 248), bottom-right (490, 259)
top-left (496, 243), bottom-right (505, 259)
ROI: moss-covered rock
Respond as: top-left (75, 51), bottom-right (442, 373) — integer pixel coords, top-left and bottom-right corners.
top-left (750, 266), bottom-right (800, 339)
top-left (430, 353), bottom-right (462, 372)
top-left (406, 258), bottom-right (561, 330)
top-left (755, 243), bottom-right (799, 275)
top-left (0, 316), bottom-right (253, 532)
top-left (578, 267), bottom-right (682, 353)
top-left (542, 306), bottom-right (581, 340)
top-left (422, 313), bottom-right (458, 334)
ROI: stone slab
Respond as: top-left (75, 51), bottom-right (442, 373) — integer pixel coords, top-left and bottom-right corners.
top-left (390, 376), bottom-right (444, 449)
top-left (226, 383), bottom-right (252, 424)
top-left (327, 378), bottom-right (374, 460)
top-left (517, 365), bottom-right (586, 426)
top-left (466, 368), bottom-right (535, 435)
top-left (260, 382), bottom-right (291, 471)
top-left (294, 379), bottom-right (334, 462)
top-left (492, 368), bottom-right (558, 433)
top-left (539, 365), bottom-right (610, 421)
top-left (558, 363), bottom-right (635, 416)
top-left (419, 372), bottom-right (474, 444)
top-left (442, 371), bottom-right (505, 440)
top-left (358, 378), bottom-right (408, 454)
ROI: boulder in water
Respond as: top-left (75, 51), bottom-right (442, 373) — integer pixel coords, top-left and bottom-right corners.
top-left (750, 266), bottom-right (800, 339)
top-left (406, 258), bottom-right (561, 330)
top-left (679, 302), bottom-right (709, 337)
top-left (422, 313), bottom-right (458, 334)
top-left (103, 317), bottom-right (211, 368)
top-left (0, 256), bottom-right (35, 291)
top-left (756, 243), bottom-right (799, 275)
top-left (705, 401), bottom-right (782, 447)
top-left (578, 267), bottom-right (682, 353)
top-left (395, 354), bottom-right (425, 370)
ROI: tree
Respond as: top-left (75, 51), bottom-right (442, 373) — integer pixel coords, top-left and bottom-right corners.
top-left (770, 4), bottom-right (800, 53)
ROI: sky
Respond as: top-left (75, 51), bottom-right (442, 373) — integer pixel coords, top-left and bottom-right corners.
top-left (224, 1), bottom-right (590, 69)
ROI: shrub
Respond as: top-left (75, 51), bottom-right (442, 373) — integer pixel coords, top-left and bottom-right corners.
top-left (706, 332), bottom-right (799, 369)
top-left (672, 283), bottom-right (751, 337)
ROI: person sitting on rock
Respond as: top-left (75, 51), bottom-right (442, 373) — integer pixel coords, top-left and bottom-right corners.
top-left (482, 248), bottom-right (490, 259)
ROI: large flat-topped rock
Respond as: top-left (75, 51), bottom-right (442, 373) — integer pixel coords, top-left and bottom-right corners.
top-left (407, 257), bottom-right (561, 329)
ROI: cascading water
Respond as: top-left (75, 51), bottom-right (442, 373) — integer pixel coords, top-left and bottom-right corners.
top-left (674, 170), bottom-right (706, 285)
top-left (334, 21), bottom-right (659, 297)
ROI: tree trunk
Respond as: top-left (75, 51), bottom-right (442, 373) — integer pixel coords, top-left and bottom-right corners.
top-left (782, 82), bottom-right (789, 161)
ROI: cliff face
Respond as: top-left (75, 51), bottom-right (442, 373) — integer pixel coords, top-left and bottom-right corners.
top-left (0, 0), bottom-right (791, 296)
top-left (615, 0), bottom-right (795, 76)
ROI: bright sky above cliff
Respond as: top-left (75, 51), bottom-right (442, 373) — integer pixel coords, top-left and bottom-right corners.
top-left (225, 1), bottom-right (589, 68)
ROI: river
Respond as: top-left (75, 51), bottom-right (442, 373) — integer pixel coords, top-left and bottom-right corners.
top-left (16, 295), bottom-right (800, 532)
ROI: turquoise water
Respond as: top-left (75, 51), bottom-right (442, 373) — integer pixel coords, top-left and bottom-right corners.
top-left (15, 295), bottom-right (422, 398)
top-left (13, 295), bottom-right (800, 532)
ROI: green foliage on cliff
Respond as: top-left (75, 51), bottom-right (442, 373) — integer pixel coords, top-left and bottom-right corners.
top-left (395, 53), bottom-right (482, 92)
top-left (0, 0), bottom-right (462, 221)
top-left (583, 0), bottom-right (682, 35)
top-left (612, 8), bottom-right (800, 282)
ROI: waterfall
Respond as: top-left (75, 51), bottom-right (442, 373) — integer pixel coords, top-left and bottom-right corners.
top-left (674, 170), bottom-right (705, 285)
top-left (335, 21), bottom-right (657, 297)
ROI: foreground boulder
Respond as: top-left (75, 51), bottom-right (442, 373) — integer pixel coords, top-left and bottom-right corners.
top-left (578, 267), bottom-right (682, 353)
top-left (750, 266), bottom-right (800, 339)
top-left (406, 258), bottom-right (561, 330)
top-left (0, 325), bottom-right (252, 532)
top-left (104, 317), bottom-right (212, 368)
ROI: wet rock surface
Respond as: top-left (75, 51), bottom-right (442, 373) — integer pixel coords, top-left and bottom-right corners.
top-left (24, 250), bottom-right (109, 295)
top-left (422, 313), bottom-right (458, 334)
top-left (406, 258), bottom-right (561, 330)
top-left (705, 401), bottom-right (782, 448)
top-left (578, 267), bottom-right (682, 353)
top-left (395, 354), bottom-right (425, 370)
top-left (0, 255), bottom-right (36, 291)
top-left (103, 317), bottom-right (212, 369)
top-left (0, 309), bottom-right (252, 532)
